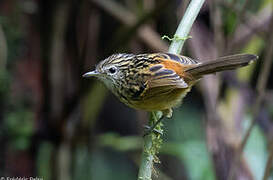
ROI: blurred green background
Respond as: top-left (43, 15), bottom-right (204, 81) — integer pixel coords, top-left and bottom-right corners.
top-left (0, 0), bottom-right (272, 179)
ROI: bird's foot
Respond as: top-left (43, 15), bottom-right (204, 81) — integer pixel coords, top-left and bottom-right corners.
top-left (162, 109), bottom-right (173, 118)
top-left (143, 125), bottom-right (163, 136)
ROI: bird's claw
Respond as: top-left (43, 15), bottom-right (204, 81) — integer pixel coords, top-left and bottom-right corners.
top-left (143, 125), bottom-right (163, 136)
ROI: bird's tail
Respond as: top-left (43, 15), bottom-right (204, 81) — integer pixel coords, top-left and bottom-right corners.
top-left (185, 54), bottom-right (258, 79)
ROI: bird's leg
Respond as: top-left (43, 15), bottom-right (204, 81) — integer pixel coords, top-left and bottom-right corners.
top-left (144, 112), bottom-right (163, 136)
top-left (143, 109), bottom-right (172, 136)
top-left (163, 108), bottom-right (173, 118)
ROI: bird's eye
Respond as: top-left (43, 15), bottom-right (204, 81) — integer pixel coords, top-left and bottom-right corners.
top-left (108, 67), bottom-right (117, 74)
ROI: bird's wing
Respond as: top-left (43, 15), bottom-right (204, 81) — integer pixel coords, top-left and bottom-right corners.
top-left (147, 65), bottom-right (188, 89)
top-left (144, 53), bottom-right (201, 89)
top-left (150, 53), bottom-right (200, 65)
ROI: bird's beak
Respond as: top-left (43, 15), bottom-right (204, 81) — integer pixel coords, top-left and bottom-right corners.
top-left (82, 70), bottom-right (100, 78)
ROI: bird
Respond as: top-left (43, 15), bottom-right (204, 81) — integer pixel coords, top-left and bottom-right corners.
top-left (83, 53), bottom-right (258, 119)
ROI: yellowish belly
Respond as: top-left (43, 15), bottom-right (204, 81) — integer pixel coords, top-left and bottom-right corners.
top-left (129, 87), bottom-right (192, 111)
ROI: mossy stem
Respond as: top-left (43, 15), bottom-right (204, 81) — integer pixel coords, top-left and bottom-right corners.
top-left (137, 0), bottom-right (205, 179)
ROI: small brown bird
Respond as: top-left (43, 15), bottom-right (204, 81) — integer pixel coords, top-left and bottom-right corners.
top-left (83, 53), bottom-right (257, 118)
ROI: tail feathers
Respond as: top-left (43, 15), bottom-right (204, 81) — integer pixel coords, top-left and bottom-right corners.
top-left (185, 54), bottom-right (258, 78)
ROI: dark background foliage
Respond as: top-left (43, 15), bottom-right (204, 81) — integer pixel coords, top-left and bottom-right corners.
top-left (0, 0), bottom-right (272, 179)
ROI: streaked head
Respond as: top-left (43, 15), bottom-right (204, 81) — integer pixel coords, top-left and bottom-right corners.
top-left (82, 53), bottom-right (133, 90)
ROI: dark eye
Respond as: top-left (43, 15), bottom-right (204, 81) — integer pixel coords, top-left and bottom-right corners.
top-left (108, 67), bottom-right (117, 74)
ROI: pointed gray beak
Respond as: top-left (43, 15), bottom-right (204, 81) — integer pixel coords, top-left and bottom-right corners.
top-left (82, 70), bottom-right (100, 78)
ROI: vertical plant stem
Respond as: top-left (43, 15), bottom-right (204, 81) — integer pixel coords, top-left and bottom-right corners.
top-left (138, 112), bottom-right (162, 180)
top-left (262, 141), bottom-right (273, 180)
top-left (168, 0), bottom-right (205, 54)
top-left (137, 0), bottom-right (205, 179)
top-left (0, 24), bottom-right (7, 70)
